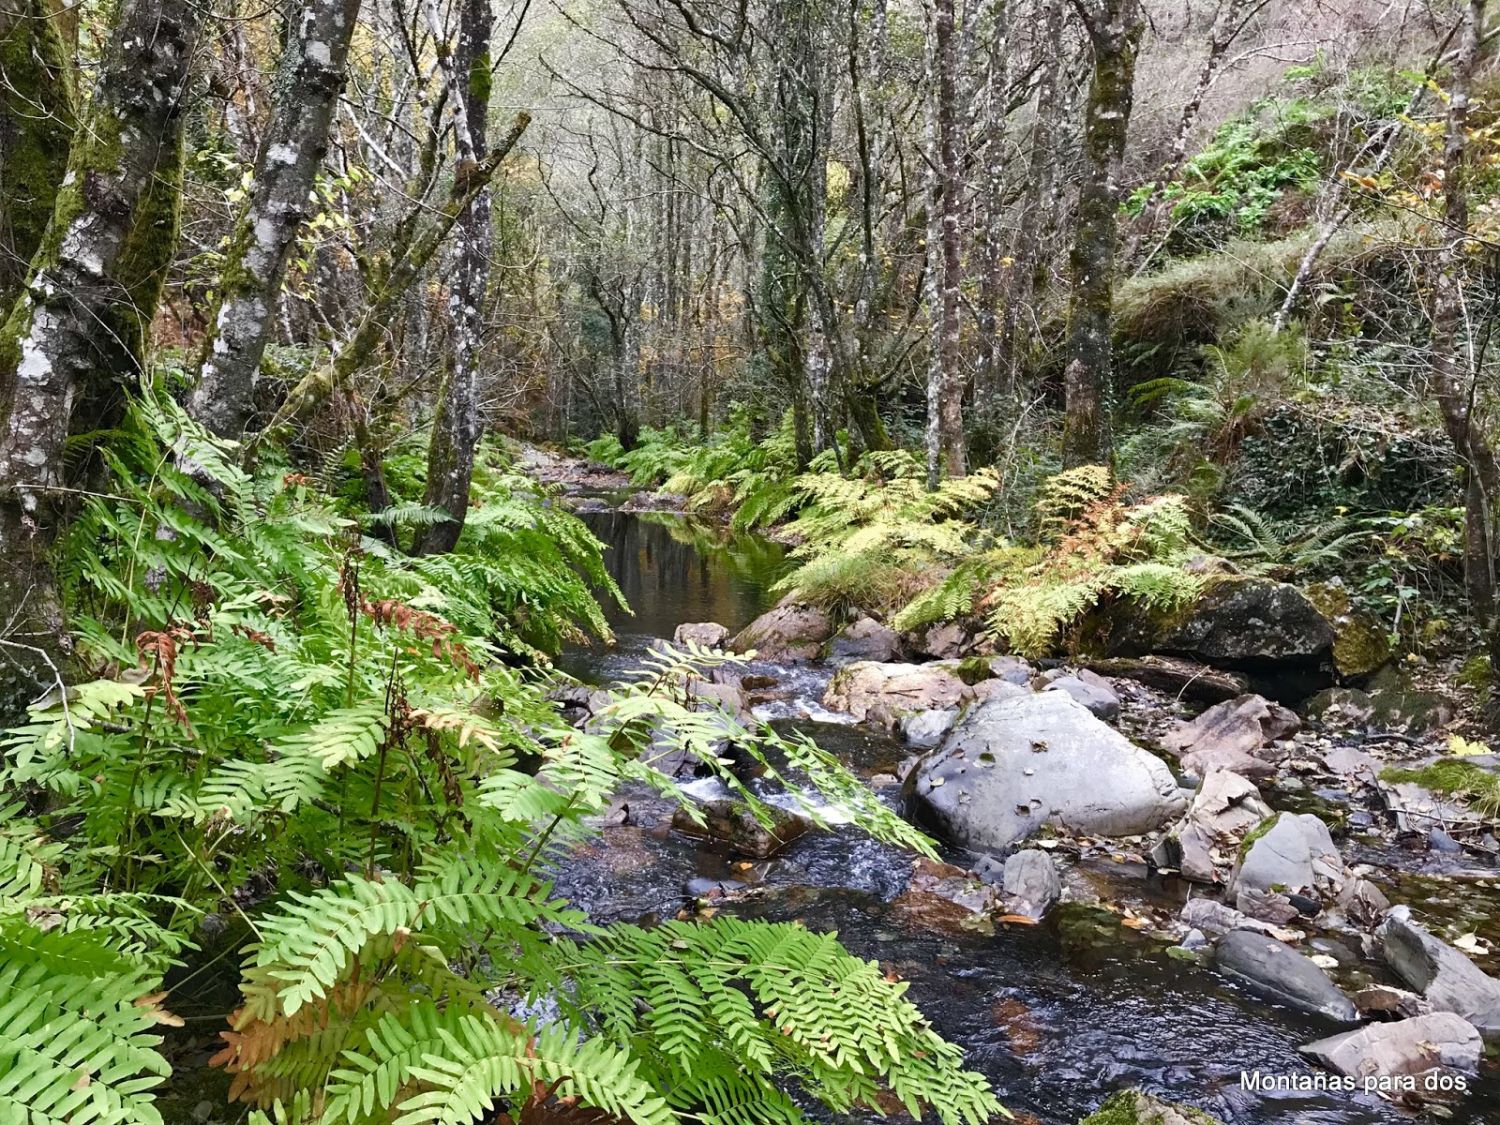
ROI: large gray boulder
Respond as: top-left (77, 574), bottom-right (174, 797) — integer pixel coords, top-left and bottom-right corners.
top-left (823, 661), bottom-right (970, 729)
top-left (1213, 930), bottom-right (1358, 1022)
top-left (905, 691), bottom-right (1186, 853)
top-left (1300, 1013), bottom-right (1482, 1079)
top-left (1106, 578), bottom-right (1335, 677)
top-left (1228, 812), bottom-right (1343, 921)
top-left (730, 602), bottom-right (833, 663)
top-left (825, 617), bottom-right (902, 665)
top-left (1160, 694), bottom-right (1300, 781)
top-left (1152, 769), bottom-right (1273, 884)
top-left (1378, 908), bottom-right (1500, 1041)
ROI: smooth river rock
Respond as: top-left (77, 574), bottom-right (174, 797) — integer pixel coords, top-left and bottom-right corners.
top-left (1301, 1012), bottom-right (1482, 1078)
top-left (1227, 812), bottom-right (1343, 921)
top-left (1160, 694), bottom-right (1300, 781)
top-left (823, 661), bottom-right (970, 729)
top-left (671, 798), bottom-right (810, 858)
top-left (730, 602), bottom-right (832, 663)
top-left (824, 617), bottom-right (902, 665)
top-left (905, 691), bottom-right (1186, 853)
top-left (1000, 848), bottom-right (1062, 921)
top-left (1213, 930), bottom-right (1358, 1022)
top-left (1038, 669), bottom-right (1121, 721)
top-left (673, 621), bottom-right (731, 648)
top-left (1379, 908), bottom-right (1500, 1041)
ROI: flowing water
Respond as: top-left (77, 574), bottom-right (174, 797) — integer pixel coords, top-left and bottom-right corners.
top-left (554, 509), bottom-right (1500, 1125)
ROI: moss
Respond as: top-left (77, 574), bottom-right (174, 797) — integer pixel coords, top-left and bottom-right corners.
top-left (0, 0), bottom-right (77, 308)
top-left (1305, 582), bottom-right (1389, 678)
top-left (1380, 761), bottom-right (1500, 815)
top-left (955, 655), bottom-right (993, 685)
top-left (1237, 812), bottom-right (1281, 860)
top-left (1080, 1089), bottom-right (1224, 1125)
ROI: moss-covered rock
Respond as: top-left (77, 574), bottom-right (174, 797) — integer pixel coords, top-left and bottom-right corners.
top-left (1305, 582), bottom-right (1390, 678)
top-left (1079, 1088), bottom-right (1224, 1125)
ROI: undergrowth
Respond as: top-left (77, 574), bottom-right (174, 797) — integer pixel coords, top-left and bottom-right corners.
top-left (0, 391), bottom-right (1001, 1125)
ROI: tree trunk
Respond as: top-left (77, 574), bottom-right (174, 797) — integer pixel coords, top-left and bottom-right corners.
top-left (0, 0), bottom-right (201, 711)
top-left (924, 0), bottom-right (966, 486)
top-left (0, 0), bottom-right (76, 315)
top-left (186, 0), bottom-right (363, 439)
top-left (1061, 0), bottom-right (1143, 468)
top-left (973, 0), bottom-right (1010, 399)
top-left (1428, 0), bottom-right (1500, 630)
top-left (415, 0), bottom-right (495, 556)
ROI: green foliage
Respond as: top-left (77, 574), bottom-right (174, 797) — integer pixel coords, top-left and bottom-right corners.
top-left (773, 450), bottom-right (1004, 619)
top-left (979, 468), bottom-right (1203, 657)
top-left (1208, 503), bottom-right (1368, 578)
top-left (1130, 98), bottom-right (1323, 248)
top-left (2, 395), bottom-right (998, 1124)
top-left (591, 410), bottom-right (804, 531)
top-left (1380, 762), bottom-right (1500, 818)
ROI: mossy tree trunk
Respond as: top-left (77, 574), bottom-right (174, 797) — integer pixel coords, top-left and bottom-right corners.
top-left (415, 0), bottom-right (494, 556)
top-left (1428, 0), bottom-right (1500, 641)
top-left (923, 0), bottom-right (966, 488)
top-left (1061, 0), bottom-right (1143, 469)
top-left (186, 0), bottom-right (364, 439)
top-left (0, 0), bottom-right (76, 314)
top-left (0, 0), bottom-right (201, 710)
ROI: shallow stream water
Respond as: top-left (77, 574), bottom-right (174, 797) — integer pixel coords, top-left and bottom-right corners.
top-left (553, 509), bottom-right (1500, 1125)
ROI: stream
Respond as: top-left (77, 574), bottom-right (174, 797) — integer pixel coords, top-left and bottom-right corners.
top-left (550, 507), bottom-right (1500, 1125)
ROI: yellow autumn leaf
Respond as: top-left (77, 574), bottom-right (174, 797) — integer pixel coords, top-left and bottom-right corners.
top-left (1447, 734), bottom-right (1490, 757)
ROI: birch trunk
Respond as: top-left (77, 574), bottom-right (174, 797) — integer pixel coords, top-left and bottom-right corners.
top-left (0, 0), bottom-right (201, 710)
top-left (415, 0), bottom-right (495, 556)
top-left (1428, 0), bottom-right (1500, 629)
top-left (925, 0), bottom-right (966, 486)
top-left (186, 0), bottom-right (363, 439)
top-left (1061, 0), bottom-right (1143, 468)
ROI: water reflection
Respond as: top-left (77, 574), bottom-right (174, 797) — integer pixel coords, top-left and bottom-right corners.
top-left (557, 510), bottom-right (787, 682)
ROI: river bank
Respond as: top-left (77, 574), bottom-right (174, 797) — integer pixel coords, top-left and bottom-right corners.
top-left (529, 444), bottom-right (1500, 1125)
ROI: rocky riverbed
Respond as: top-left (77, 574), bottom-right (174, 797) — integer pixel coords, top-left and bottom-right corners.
top-left (531, 447), bottom-right (1500, 1125)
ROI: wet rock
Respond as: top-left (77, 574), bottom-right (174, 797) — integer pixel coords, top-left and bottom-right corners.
top-left (1364, 667), bottom-right (1456, 736)
top-left (1082, 656), bottom-right (1250, 704)
top-left (687, 679), bottom-right (754, 727)
top-left (1079, 1089), bottom-right (1224, 1125)
top-left (674, 621), bottom-right (731, 648)
top-left (1039, 670), bottom-right (1121, 721)
top-left (670, 798), bottom-right (810, 859)
top-left (900, 708), bottom-right (959, 750)
top-left (1000, 849), bottom-right (1061, 921)
top-left (1227, 812), bottom-right (1344, 922)
top-left (1378, 908), bottom-right (1500, 1040)
top-left (889, 858), bottom-right (1000, 932)
top-left (906, 691), bottom-right (1186, 854)
top-left (684, 877), bottom-right (745, 898)
top-left (1334, 877), bottom-right (1391, 929)
top-left (1179, 897), bottom-right (1301, 941)
top-left (823, 661), bottom-right (969, 729)
top-left (1378, 776), bottom-right (1485, 835)
top-left (1152, 770), bottom-right (1273, 884)
top-left (825, 617), bottom-right (902, 665)
top-left (1213, 930), bottom-right (1359, 1022)
top-left (1300, 1012), bottom-right (1482, 1079)
top-left (1306, 687), bottom-right (1376, 727)
top-left (1428, 827), bottom-right (1463, 853)
top-left (549, 683), bottom-right (613, 727)
top-left (1160, 694), bottom-right (1300, 782)
top-left (730, 602), bottom-right (833, 663)
top-left (1353, 984), bottom-right (1432, 1020)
